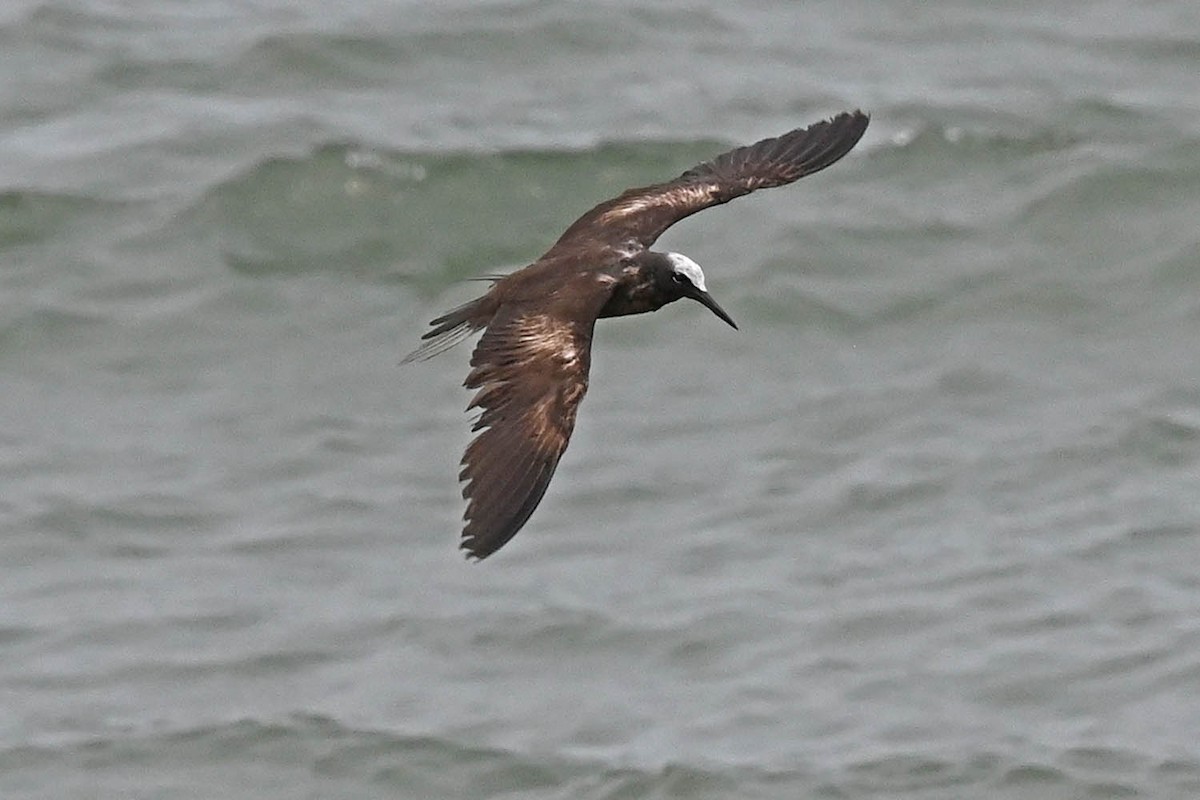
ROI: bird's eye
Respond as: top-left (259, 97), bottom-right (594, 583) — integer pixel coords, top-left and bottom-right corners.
top-left (671, 273), bottom-right (686, 284)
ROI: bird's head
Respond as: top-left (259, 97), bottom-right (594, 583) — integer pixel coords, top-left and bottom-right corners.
top-left (654, 252), bottom-right (737, 329)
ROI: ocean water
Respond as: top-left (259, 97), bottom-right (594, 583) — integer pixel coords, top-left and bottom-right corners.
top-left (3, 1), bottom-right (1200, 797)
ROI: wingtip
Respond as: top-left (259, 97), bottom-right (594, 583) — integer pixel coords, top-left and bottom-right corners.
top-left (834, 108), bottom-right (871, 133)
top-left (461, 546), bottom-right (487, 563)
top-left (818, 109), bottom-right (870, 137)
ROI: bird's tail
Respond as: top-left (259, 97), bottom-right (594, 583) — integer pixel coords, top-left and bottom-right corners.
top-left (401, 294), bottom-right (496, 364)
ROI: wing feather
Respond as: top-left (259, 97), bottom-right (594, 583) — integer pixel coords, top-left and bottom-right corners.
top-left (550, 110), bottom-right (869, 252)
top-left (457, 275), bottom-right (617, 559)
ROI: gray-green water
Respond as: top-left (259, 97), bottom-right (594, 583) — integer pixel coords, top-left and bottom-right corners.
top-left (4, 2), bottom-right (1200, 798)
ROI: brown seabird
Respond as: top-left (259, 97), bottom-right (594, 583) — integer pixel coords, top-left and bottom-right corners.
top-left (405, 110), bottom-right (870, 560)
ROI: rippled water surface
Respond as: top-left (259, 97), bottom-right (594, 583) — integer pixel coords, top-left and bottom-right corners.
top-left (3, 1), bottom-right (1200, 797)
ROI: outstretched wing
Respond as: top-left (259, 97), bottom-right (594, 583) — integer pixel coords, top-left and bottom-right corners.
top-left (550, 110), bottom-right (869, 253)
top-left (457, 274), bottom-right (617, 559)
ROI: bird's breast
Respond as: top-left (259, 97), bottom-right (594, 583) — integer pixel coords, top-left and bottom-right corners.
top-left (598, 278), bottom-right (667, 319)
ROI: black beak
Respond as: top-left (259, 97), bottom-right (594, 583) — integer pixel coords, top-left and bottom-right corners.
top-left (686, 286), bottom-right (738, 330)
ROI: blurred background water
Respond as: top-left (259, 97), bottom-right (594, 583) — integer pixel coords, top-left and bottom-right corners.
top-left (2, 1), bottom-right (1200, 797)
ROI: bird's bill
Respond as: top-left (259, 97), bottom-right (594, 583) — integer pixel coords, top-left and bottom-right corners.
top-left (685, 286), bottom-right (738, 329)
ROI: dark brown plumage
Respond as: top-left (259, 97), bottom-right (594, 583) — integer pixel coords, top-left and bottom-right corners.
top-left (405, 110), bottom-right (870, 559)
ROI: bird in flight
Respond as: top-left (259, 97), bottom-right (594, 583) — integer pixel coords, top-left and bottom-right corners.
top-left (405, 110), bottom-right (870, 560)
